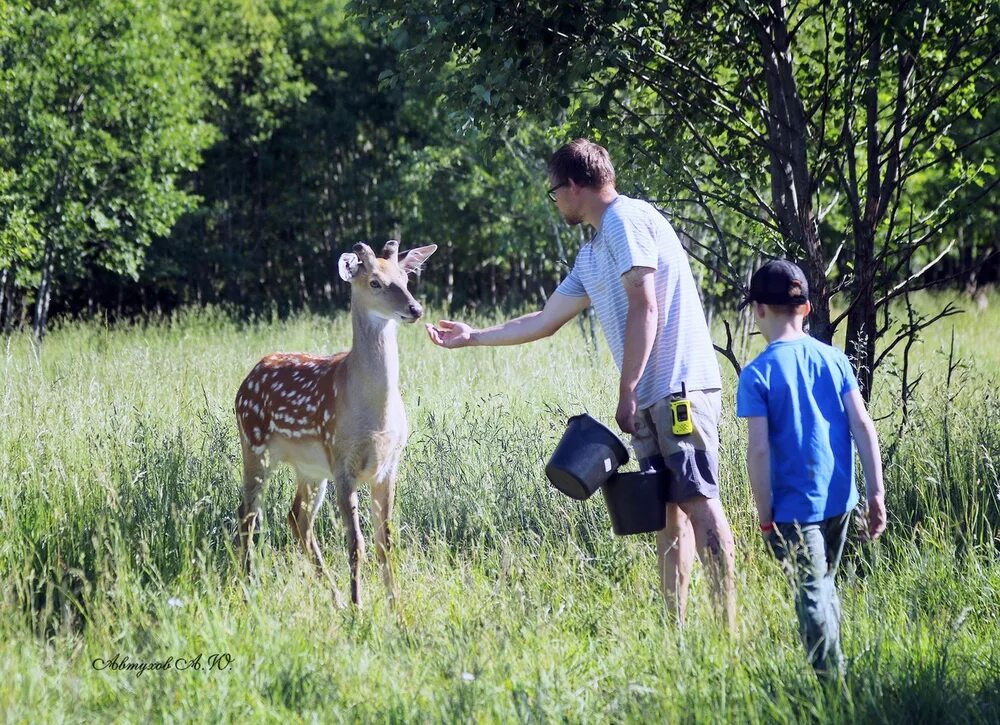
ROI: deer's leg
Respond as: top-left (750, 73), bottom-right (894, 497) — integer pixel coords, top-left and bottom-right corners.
top-left (372, 464), bottom-right (400, 605)
top-left (335, 473), bottom-right (366, 606)
top-left (236, 443), bottom-right (270, 576)
top-left (288, 476), bottom-right (327, 564)
top-left (289, 476), bottom-right (346, 608)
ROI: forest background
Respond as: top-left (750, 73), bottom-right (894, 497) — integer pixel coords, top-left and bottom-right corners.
top-left (2, 0), bottom-right (997, 397)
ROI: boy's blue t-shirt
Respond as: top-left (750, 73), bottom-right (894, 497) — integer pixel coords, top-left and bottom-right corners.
top-left (736, 335), bottom-right (860, 524)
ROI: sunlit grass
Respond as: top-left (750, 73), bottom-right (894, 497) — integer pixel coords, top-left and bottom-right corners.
top-left (1, 291), bottom-right (998, 721)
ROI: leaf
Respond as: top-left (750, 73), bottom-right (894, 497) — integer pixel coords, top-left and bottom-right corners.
top-left (472, 84), bottom-right (492, 105)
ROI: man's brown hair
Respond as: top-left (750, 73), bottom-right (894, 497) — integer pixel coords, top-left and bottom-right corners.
top-left (547, 138), bottom-right (616, 189)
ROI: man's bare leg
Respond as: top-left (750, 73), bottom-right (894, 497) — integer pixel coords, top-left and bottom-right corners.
top-left (679, 495), bottom-right (737, 632)
top-left (656, 502), bottom-right (696, 626)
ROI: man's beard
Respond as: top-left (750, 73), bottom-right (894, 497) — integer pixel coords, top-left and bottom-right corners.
top-left (561, 211), bottom-right (583, 226)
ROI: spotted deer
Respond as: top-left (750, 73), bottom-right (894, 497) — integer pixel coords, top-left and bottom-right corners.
top-left (234, 240), bottom-right (437, 607)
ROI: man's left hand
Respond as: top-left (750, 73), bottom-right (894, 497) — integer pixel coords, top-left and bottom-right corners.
top-left (616, 389), bottom-right (638, 434)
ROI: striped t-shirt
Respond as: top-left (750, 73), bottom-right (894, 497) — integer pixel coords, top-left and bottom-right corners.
top-left (555, 195), bottom-right (721, 409)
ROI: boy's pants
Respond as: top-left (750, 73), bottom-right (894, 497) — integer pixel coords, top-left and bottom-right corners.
top-left (768, 512), bottom-right (851, 675)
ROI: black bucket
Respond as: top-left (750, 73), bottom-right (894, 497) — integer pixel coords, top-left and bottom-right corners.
top-left (545, 413), bottom-right (630, 500)
top-left (601, 470), bottom-right (671, 535)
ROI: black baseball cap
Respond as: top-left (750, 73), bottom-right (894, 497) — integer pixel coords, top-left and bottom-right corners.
top-left (739, 259), bottom-right (809, 310)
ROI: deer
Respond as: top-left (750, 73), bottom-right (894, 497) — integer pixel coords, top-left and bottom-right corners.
top-left (233, 240), bottom-right (437, 607)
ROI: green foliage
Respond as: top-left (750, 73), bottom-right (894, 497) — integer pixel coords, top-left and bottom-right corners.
top-left (0, 0), bottom-right (214, 295)
top-left (1, 0), bottom-right (996, 348)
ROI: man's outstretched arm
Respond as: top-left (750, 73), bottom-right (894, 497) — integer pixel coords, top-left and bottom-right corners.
top-left (425, 291), bottom-right (591, 349)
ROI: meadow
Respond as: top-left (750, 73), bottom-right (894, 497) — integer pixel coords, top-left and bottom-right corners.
top-left (1, 292), bottom-right (998, 723)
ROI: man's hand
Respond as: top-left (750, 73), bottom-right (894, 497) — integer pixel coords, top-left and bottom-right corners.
top-left (425, 320), bottom-right (475, 349)
top-left (867, 495), bottom-right (887, 540)
top-left (616, 388), bottom-right (638, 434)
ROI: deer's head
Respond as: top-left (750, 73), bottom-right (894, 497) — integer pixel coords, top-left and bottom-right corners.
top-left (339, 240), bottom-right (437, 322)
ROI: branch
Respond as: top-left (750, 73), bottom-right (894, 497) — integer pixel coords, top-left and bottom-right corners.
top-left (872, 301), bottom-right (963, 371)
top-left (713, 318), bottom-right (743, 376)
top-left (875, 239), bottom-right (955, 308)
top-left (609, 93), bottom-right (782, 233)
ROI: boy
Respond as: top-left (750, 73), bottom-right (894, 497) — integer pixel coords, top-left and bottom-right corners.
top-left (736, 259), bottom-right (887, 675)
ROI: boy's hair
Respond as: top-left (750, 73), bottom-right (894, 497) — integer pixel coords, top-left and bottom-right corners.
top-left (548, 139), bottom-right (616, 189)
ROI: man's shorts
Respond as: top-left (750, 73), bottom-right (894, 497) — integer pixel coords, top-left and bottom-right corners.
top-left (630, 388), bottom-right (722, 503)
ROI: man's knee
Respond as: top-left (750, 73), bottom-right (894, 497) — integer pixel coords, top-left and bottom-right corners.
top-left (679, 495), bottom-right (728, 528)
top-left (679, 496), bottom-right (731, 553)
top-left (663, 503), bottom-right (688, 533)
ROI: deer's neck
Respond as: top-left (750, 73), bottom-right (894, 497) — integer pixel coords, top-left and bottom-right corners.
top-left (346, 309), bottom-right (400, 396)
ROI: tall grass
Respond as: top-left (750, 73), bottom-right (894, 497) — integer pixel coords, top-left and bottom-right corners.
top-left (1, 293), bottom-right (998, 722)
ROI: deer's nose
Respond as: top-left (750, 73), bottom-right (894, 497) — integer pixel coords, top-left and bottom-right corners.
top-left (408, 303), bottom-right (423, 319)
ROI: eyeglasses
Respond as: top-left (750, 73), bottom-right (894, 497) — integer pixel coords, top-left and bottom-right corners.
top-left (547, 182), bottom-right (568, 202)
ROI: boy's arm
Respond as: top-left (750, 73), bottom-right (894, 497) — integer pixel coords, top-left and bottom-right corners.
top-left (843, 388), bottom-right (887, 539)
top-left (746, 416), bottom-right (773, 529)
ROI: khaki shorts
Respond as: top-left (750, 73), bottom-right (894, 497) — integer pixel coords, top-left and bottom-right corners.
top-left (630, 388), bottom-right (722, 503)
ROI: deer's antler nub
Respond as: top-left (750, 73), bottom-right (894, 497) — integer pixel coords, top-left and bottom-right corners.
top-left (380, 240), bottom-right (399, 263)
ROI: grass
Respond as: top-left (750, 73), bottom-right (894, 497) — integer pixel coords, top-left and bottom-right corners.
top-left (1, 291), bottom-right (999, 722)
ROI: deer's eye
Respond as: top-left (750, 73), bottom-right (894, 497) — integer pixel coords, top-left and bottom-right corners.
top-left (369, 280), bottom-right (381, 289)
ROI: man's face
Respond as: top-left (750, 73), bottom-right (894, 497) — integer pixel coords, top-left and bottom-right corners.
top-left (549, 177), bottom-right (583, 226)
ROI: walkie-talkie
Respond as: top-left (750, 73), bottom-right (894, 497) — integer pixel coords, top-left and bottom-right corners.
top-left (671, 382), bottom-right (694, 436)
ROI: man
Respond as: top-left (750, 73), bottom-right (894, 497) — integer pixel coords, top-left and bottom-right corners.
top-left (425, 138), bottom-right (736, 629)
top-left (737, 259), bottom-right (886, 675)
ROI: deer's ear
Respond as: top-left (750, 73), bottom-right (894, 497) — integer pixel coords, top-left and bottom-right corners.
top-left (399, 244), bottom-right (438, 275)
top-left (338, 253), bottom-right (361, 281)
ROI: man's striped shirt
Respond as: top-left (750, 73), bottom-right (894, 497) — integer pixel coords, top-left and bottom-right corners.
top-left (555, 195), bottom-right (721, 409)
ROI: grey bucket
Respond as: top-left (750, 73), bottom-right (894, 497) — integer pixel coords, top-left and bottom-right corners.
top-left (545, 413), bottom-right (629, 500)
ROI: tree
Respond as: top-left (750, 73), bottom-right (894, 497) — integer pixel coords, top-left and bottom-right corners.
top-left (364, 0), bottom-right (1000, 397)
top-left (0, 0), bottom-right (214, 337)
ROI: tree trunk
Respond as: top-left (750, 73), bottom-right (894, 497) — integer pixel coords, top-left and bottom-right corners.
top-left (32, 242), bottom-right (55, 340)
top-left (846, 224), bottom-right (877, 399)
top-left (445, 245), bottom-right (454, 310)
top-left (756, 0), bottom-right (831, 343)
top-left (489, 262), bottom-right (497, 307)
top-left (0, 263), bottom-right (16, 334)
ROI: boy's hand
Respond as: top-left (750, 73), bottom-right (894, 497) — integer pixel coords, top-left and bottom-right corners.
top-left (867, 496), bottom-right (887, 540)
top-left (760, 523), bottom-right (781, 556)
